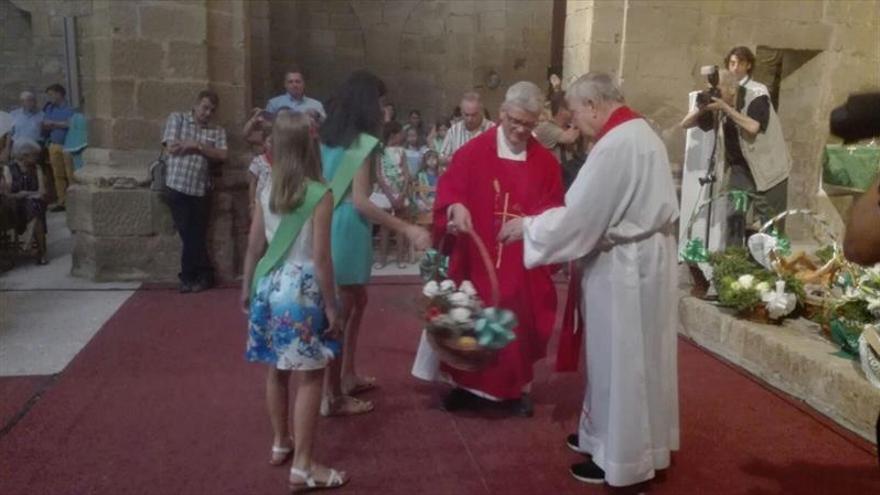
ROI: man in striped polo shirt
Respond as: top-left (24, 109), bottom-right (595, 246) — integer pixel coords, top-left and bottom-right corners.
top-left (440, 91), bottom-right (495, 163)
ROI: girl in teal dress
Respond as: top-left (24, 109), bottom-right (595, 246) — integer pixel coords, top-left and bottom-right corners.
top-left (318, 70), bottom-right (431, 416)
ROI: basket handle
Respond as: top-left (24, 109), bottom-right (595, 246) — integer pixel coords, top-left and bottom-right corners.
top-left (756, 208), bottom-right (850, 284)
top-left (437, 229), bottom-right (500, 307)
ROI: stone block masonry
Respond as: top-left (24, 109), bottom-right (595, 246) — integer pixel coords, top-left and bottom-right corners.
top-left (0, 0), bottom-right (69, 110)
top-left (679, 294), bottom-right (880, 443)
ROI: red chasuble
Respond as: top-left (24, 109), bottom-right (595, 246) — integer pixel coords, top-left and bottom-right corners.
top-left (433, 127), bottom-right (564, 399)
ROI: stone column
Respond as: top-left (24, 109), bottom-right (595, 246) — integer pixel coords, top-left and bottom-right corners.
top-left (68, 0), bottom-right (252, 282)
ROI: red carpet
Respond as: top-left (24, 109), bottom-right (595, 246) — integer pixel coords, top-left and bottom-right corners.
top-left (1, 281), bottom-right (878, 494)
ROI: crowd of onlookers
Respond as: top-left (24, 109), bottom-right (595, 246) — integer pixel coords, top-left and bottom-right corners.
top-left (0, 84), bottom-right (84, 267)
top-left (230, 69), bottom-right (589, 270)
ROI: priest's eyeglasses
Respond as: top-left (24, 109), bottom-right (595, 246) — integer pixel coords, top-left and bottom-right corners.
top-left (505, 114), bottom-right (538, 131)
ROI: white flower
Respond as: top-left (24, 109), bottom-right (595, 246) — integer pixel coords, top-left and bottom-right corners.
top-left (737, 274), bottom-right (755, 290)
top-left (755, 281), bottom-right (771, 294)
top-left (762, 280), bottom-right (796, 319)
top-left (449, 307), bottom-right (472, 323)
top-left (730, 281), bottom-right (742, 291)
top-left (422, 281), bottom-right (440, 298)
top-left (439, 279), bottom-right (456, 292)
top-left (866, 296), bottom-right (880, 316)
top-left (459, 281), bottom-right (477, 297)
top-left (448, 291), bottom-right (470, 307)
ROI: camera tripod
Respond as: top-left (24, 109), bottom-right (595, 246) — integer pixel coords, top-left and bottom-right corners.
top-left (696, 109), bottom-right (723, 251)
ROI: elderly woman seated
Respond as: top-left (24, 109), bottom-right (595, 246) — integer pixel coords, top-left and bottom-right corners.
top-left (1, 138), bottom-right (49, 264)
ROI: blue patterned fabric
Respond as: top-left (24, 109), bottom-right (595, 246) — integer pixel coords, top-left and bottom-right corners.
top-left (245, 262), bottom-right (340, 370)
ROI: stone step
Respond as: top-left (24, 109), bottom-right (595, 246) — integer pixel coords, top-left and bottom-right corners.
top-left (678, 292), bottom-right (880, 443)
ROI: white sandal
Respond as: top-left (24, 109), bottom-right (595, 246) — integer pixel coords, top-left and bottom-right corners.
top-left (289, 466), bottom-right (349, 492)
top-left (269, 437), bottom-right (294, 466)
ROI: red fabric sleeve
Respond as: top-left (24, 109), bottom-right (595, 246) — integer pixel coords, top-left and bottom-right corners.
top-left (432, 146), bottom-right (470, 247)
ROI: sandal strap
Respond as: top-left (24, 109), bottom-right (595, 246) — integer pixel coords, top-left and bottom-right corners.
top-left (272, 445), bottom-right (292, 454)
top-left (326, 469), bottom-right (344, 487)
top-left (290, 467), bottom-right (317, 488)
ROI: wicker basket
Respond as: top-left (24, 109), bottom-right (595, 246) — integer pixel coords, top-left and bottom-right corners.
top-left (682, 190), bottom-right (767, 299)
top-left (423, 230), bottom-right (505, 372)
top-left (739, 305), bottom-right (777, 325)
top-left (758, 209), bottom-right (846, 319)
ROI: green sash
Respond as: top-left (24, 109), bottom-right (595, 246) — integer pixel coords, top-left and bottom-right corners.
top-left (251, 181), bottom-right (329, 295)
top-left (328, 134), bottom-right (379, 208)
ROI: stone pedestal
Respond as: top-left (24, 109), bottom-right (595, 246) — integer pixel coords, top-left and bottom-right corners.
top-left (679, 294), bottom-right (880, 443)
top-left (68, 185), bottom-right (180, 281)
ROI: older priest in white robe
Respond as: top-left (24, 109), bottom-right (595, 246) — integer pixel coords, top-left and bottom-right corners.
top-left (499, 72), bottom-right (680, 487)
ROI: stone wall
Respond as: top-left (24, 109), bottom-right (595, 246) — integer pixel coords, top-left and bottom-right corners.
top-left (67, 0), bottom-right (253, 282)
top-left (563, 0), bottom-right (880, 239)
top-left (0, 0), bottom-right (71, 110)
top-left (268, 0), bottom-right (554, 125)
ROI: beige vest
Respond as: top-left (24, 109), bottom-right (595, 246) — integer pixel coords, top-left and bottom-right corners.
top-left (733, 87), bottom-right (792, 191)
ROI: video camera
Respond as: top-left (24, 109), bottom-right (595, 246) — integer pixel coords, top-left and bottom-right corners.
top-left (696, 65), bottom-right (721, 109)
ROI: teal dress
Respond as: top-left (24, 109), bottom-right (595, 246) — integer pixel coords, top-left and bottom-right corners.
top-left (321, 144), bottom-right (374, 285)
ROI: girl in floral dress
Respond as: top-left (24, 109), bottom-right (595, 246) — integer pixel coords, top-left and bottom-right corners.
top-left (376, 120), bottom-right (413, 267)
top-left (241, 110), bottom-right (348, 491)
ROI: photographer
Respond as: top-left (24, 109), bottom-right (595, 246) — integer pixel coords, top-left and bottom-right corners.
top-left (726, 46), bottom-right (769, 95)
top-left (680, 68), bottom-right (791, 246)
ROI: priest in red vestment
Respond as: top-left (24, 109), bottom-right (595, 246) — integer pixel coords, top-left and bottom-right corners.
top-left (411, 82), bottom-right (564, 416)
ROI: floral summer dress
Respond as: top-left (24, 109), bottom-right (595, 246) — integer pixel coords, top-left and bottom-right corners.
top-left (245, 178), bottom-right (340, 370)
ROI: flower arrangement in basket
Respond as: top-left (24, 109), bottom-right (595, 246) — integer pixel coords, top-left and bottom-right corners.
top-left (748, 209), bottom-right (844, 321)
top-left (710, 247), bottom-right (803, 324)
top-left (681, 189), bottom-right (770, 299)
top-left (417, 231), bottom-right (518, 372)
top-left (823, 264), bottom-right (880, 357)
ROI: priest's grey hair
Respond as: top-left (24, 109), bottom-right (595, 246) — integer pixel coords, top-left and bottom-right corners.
top-left (12, 138), bottom-right (41, 157)
top-left (501, 81), bottom-right (544, 115)
top-left (567, 72), bottom-right (625, 106)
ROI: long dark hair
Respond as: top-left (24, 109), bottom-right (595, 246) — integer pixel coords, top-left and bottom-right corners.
top-left (320, 70), bottom-right (387, 148)
top-left (270, 110), bottom-right (323, 214)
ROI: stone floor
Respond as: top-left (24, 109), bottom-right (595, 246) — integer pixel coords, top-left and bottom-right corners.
top-left (0, 212), bottom-right (420, 377)
top-left (0, 211), bottom-right (138, 376)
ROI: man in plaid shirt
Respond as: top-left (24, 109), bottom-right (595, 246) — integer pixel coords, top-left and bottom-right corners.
top-left (162, 89), bottom-right (228, 293)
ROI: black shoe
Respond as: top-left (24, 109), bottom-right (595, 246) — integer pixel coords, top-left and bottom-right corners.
top-left (441, 388), bottom-right (477, 412)
top-left (566, 433), bottom-right (582, 453)
top-left (178, 281), bottom-right (193, 293)
top-left (50, 205), bottom-right (66, 212)
top-left (190, 274), bottom-right (215, 293)
top-left (570, 460), bottom-right (605, 485)
top-left (511, 394), bottom-right (534, 417)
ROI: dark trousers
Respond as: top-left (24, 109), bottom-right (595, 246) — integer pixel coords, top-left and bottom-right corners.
top-left (166, 189), bottom-right (213, 284)
top-left (726, 162), bottom-right (788, 248)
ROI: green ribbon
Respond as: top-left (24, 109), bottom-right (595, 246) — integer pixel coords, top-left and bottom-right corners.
top-left (770, 229), bottom-right (792, 257)
top-left (729, 189), bottom-right (750, 213)
top-left (419, 249), bottom-right (449, 281)
top-left (475, 307), bottom-right (518, 349)
top-left (829, 318), bottom-right (862, 359)
top-left (682, 238), bottom-right (709, 264)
